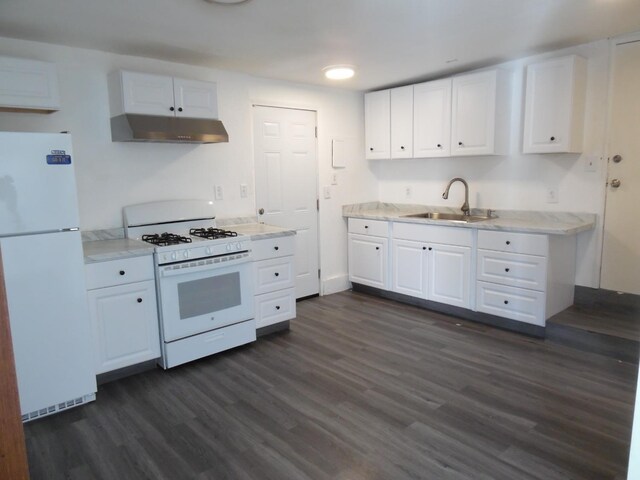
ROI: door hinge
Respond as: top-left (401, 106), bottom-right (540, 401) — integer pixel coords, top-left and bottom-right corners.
top-left (317, 198), bottom-right (320, 211)
top-left (315, 126), bottom-right (318, 138)
top-left (318, 269), bottom-right (321, 279)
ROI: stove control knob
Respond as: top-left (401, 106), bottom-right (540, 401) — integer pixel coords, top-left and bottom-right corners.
top-left (171, 252), bottom-right (177, 261)
top-left (183, 251), bottom-right (189, 259)
top-left (205, 247), bottom-right (212, 255)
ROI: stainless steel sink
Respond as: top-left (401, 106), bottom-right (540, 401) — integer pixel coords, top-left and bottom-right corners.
top-left (401, 212), bottom-right (493, 223)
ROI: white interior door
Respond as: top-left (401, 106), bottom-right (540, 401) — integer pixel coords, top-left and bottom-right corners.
top-left (601, 37), bottom-right (640, 295)
top-left (253, 106), bottom-right (319, 298)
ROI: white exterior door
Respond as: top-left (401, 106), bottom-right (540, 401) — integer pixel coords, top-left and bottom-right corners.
top-left (601, 37), bottom-right (640, 295)
top-left (253, 106), bottom-right (319, 298)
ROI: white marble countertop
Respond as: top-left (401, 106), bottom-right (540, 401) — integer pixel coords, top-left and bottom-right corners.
top-left (83, 238), bottom-right (155, 264)
top-left (228, 223), bottom-right (296, 239)
top-left (343, 202), bottom-right (597, 235)
top-left (82, 223), bottom-right (294, 264)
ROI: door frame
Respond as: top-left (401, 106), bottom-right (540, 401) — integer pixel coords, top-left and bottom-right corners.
top-left (598, 32), bottom-right (640, 288)
top-left (251, 102), bottom-right (322, 297)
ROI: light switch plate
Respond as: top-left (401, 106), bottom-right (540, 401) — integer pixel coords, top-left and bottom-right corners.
top-left (240, 184), bottom-right (248, 198)
top-left (214, 185), bottom-right (224, 201)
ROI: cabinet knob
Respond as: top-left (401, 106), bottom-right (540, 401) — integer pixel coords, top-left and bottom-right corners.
top-left (505, 241), bottom-right (511, 245)
top-left (428, 247), bottom-right (433, 251)
top-left (422, 246), bottom-right (426, 250)
top-left (375, 246), bottom-right (380, 250)
top-left (437, 144), bottom-right (442, 148)
top-left (276, 305), bottom-right (281, 310)
top-left (400, 146), bottom-right (405, 150)
top-left (504, 300), bottom-right (509, 305)
top-left (369, 147), bottom-right (374, 151)
top-left (274, 272), bottom-right (280, 277)
top-left (169, 107), bottom-right (175, 112)
top-left (364, 225), bottom-right (369, 229)
top-left (550, 136), bottom-right (556, 141)
top-left (119, 270), bottom-right (125, 275)
top-left (274, 246), bottom-right (279, 251)
top-left (505, 268), bottom-right (510, 273)
top-left (458, 141), bottom-right (463, 146)
top-left (137, 298), bottom-right (142, 303)
top-left (178, 107), bottom-right (183, 112)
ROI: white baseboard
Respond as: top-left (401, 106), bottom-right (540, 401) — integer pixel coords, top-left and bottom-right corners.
top-left (321, 274), bottom-right (351, 296)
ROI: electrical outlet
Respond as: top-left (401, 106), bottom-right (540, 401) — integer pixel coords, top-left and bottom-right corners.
top-left (405, 186), bottom-right (412, 198)
top-left (240, 184), bottom-right (248, 198)
top-left (585, 155), bottom-right (598, 173)
top-left (323, 186), bottom-right (331, 199)
top-left (331, 173), bottom-right (338, 186)
top-left (546, 186), bottom-right (559, 204)
top-left (214, 185), bottom-right (224, 201)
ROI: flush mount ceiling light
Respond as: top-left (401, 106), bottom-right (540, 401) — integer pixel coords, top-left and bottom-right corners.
top-left (323, 65), bottom-right (356, 81)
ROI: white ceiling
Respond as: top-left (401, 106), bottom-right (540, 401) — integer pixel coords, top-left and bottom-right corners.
top-left (1, 0), bottom-right (640, 91)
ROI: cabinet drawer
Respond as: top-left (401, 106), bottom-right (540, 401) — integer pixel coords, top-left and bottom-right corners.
top-left (86, 255), bottom-right (155, 290)
top-left (348, 218), bottom-right (389, 237)
top-left (252, 235), bottom-right (295, 261)
top-left (255, 288), bottom-right (296, 328)
top-left (253, 256), bottom-right (295, 295)
top-left (477, 250), bottom-right (547, 291)
top-left (476, 281), bottom-right (545, 326)
top-left (478, 230), bottom-right (548, 256)
top-left (393, 222), bottom-right (472, 247)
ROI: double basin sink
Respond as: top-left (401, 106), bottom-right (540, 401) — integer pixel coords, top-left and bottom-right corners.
top-left (402, 212), bottom-right (493, 223)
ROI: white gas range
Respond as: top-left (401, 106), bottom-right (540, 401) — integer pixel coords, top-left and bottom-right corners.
top-left (123, 200), bottom-right (256, 369)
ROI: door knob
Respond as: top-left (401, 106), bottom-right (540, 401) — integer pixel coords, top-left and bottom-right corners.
top-left (258, 208), bottom-right (265, 215)
top-left (610, 179), bottom-right (621, 188)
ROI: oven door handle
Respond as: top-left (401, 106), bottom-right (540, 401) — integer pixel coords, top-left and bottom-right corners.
top-left (160, 257), bottom-right (250, 277)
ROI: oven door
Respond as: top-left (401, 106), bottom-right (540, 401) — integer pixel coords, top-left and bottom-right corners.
top-left (157, 259), bottom-right (254, 342)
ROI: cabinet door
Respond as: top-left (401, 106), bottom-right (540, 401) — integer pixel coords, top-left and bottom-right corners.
top-left (390, 86), bottom-right (413, 159)
top-left (121, 71), bottom-right (175, 116)
top-left (173, 78), bottom-right (218, 119)
top-left (0, 56), bottom-right (60, 111)
top-left (413, 79), bottom-right (451, 158)
top-left (451, 70), bottom-right (497, 156)
top-left (392, 239), bottom-right (428, 299)
top-left (428, 244), bottom-right (471, 308)
top-left (365, 90), bottom-right (391, 159)
top-left (523, 56), bottom-right (586, 153)
top-left (348, 233), bottom-right (388, 289)
top-left (88, 280), bottom-right (160, 374)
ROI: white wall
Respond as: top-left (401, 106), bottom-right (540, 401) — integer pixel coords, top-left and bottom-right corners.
top-left (374, 40), bottom-right (611, 288)
top-left (0, 37), bottom-right (378, 294)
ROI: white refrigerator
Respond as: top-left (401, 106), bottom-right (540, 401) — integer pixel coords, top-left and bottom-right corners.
top-left (0, 132), bottom-right (96, 421)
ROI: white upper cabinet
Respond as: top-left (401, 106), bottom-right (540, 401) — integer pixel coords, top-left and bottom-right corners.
top-left (109, 71), bottom-right (218, 119)
top-left (0, 56), bottom-right (60, 112)
top-left (451, 69), bottom-right (512, 156)
top-left (413, 78), bottom-right (452, 158)
top-left (390, 85), bottom-right (413, 159)
top-left (523, 55), bottom-right (587, 154)
top-left (365, 89), bottom-right (391, 159)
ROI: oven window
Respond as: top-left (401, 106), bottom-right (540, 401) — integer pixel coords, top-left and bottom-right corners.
top-left (177, 272), bottom-right (241, 320)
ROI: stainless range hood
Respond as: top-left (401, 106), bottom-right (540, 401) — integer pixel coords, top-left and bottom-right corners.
top-left (110, 114), bottom-right (229, 144)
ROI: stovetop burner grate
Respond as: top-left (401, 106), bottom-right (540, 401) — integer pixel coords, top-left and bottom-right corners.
top-left (189, 228), bottom-right (238, 240)
top-left (142, 233), bottom-right (193, 246)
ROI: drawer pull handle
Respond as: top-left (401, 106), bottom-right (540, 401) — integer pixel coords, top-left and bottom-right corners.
top-left (364, 225), bottom-right (369, 229)
top-left (276, 305), bottom-right (281, 310)
top-left (274, 246), bottom-right (279, 250)
top-left (505, 241), bottom-right (511, 246)
top-left (119, 270), bottom-right (125, 275)
top-left (504, 300), bottom-right (509, 305)
top-left (274, 272), bottom-right (280, 277)
top-left (505, 268), bottom-right (510, 272)
top-left (137, 298), bottom-right (142, 303)
top-left (375, 247), bottom-right (380, 250)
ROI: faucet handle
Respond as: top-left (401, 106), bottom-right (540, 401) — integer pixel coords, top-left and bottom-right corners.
top-left (486, 209), bottom-right (495, 218)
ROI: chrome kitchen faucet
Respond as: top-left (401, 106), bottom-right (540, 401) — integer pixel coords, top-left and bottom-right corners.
top-left (442, 177), bottom-right (470, 216)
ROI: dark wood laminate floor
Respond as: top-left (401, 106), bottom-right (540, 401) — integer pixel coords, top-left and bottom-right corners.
top-left (25, 291), bottom-right (638, 480)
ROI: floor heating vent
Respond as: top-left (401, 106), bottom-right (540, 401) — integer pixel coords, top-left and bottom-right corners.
top-left (21, 393), bottom-right (96, 423)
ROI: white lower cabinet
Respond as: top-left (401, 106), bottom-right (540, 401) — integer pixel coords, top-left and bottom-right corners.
top-left (252, 236), bottom-right (297, 329)
top-left (391, 224), bottom-right (471, 308)
top-left (348, 233), bottom-right (389, 289)
top-left (85, 256), bottom-right (160, 375)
